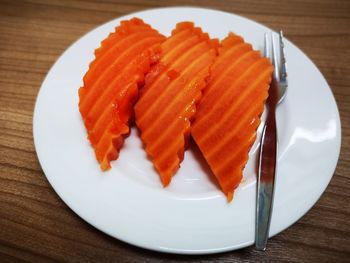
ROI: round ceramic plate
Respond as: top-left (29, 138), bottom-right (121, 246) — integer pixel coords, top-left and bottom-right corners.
top-left (33, 7), bottom-right (341, 254)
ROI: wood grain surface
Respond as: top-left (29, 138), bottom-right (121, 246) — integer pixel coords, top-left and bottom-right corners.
top-left (0, 0), bottom-right (349, 262)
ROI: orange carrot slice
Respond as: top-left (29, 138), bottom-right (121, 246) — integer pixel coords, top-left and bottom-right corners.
top-left (79, 18), bottom-right (165, 170)
top-left (191, 33), bottom-right (273, 201)
top-left (135, 22), bottom-right (218, 186)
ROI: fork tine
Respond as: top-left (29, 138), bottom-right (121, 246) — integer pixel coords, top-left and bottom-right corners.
top-left (279, 31), bottom-right (288, 86)
top-left (264, 33), bottom-right (269, 58)
top-left (271, 32), bottom-right (279, 81)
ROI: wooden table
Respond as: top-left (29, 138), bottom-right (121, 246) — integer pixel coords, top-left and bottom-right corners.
top-left (0, 0), bottom-right (349, 262)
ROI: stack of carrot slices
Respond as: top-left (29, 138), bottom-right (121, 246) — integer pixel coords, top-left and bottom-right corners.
top-left (135, 22), bottom-right (218, 186)
top-left (191, 33), bottom-right (273, 201)
top-left (78, 18), bottom-right (165, 170)
top-left (78, 18), bottom-right (273, 201)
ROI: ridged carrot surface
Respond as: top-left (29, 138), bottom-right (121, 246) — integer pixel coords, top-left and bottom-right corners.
top-left (191, 33), bottom-right (273, 201)
top-left (135, 22), bottom-right (218, 186)
top-left (79, 18), bottom-right (165, 170)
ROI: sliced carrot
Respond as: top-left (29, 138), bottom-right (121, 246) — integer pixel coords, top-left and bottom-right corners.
top-left (191, 32), bottom-right (273, 201)
top-left (79, 18), bottom-right (165, 170)
top-left (135, 22), bottom-right (218, 186)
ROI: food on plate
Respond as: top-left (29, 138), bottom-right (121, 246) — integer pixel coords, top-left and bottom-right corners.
top-left (78, 18), bottom-right (273, 202)
top-left (78, 18), bottom-right (165, 170)
top-left (135, 22), bottom-right (219, 186)
top-left (191, 33), bottom-right (273, 201)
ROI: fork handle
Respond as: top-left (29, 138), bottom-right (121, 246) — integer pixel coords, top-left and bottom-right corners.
top-left (255, 107), bottom-right (277, 251)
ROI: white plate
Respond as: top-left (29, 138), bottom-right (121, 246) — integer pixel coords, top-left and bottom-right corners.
top-left (33, 7), bottom-right (341, 254)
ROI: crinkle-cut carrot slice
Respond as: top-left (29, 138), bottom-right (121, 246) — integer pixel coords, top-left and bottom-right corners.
top-left (135, 22), bottom-right (218, 186)
top-left (79, 36), bottom-right (165, 115)
top-left (94, 18), bottom-right (153, 57)
top-left (79, 18), bottom-right (165, 170)
top-left (85, 31), bottom-right (163, 88)
top-left (191, 33), bottom-right (273, 202)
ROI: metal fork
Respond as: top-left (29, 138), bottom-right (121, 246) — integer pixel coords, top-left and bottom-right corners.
top-left (255, 31), bottom-right (288, 250)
